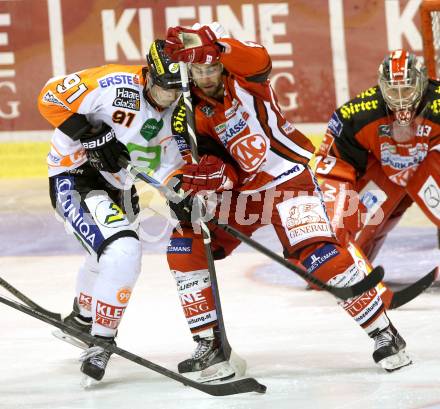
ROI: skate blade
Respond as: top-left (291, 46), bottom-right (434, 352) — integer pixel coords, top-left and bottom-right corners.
top-left (181, 360), bottom-right (236, 383)
top-left (52, 329), bottom-right (88, 350)
top-left (378, 349), bottom-right (412, 372)
top-left (80, 374), bottom-right (100, 389)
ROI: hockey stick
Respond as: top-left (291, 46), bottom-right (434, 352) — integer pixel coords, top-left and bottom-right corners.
top-left (389, 267), bottom-right (438, 309)
top-left (347, 241), bottom-right (438, 309)
top-left (119, 158), bottom-right (384, 300)
top-left (0, 276), bottom-right (62, 320)
top-left (178, 61), bottom-right (232, 360)
top-left (0, 293), bottom-right (266, 396)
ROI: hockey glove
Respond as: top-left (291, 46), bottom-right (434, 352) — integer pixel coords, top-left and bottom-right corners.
top-left (165, 25), bottom-right (221, 64)
top-left (167, 174), bottom-right (194, 223)
top-left (181, 155), bottom-right (237, 194)
top-left (80, 123), bottom-right (129, 173)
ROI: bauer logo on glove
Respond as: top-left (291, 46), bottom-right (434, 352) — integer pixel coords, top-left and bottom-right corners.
top-left (80, 123), bottom-right (129, 173)
top-left (81, 128), bottom-right (115, 150)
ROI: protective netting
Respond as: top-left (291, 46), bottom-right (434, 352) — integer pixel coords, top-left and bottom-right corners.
top-left (432, 10), bottom-right (440, 77)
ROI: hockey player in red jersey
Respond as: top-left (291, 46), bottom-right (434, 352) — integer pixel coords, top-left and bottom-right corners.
top-left (38, 40), bottom-right (186, 383)
top-left (163, 23), bottom-right (411, 382)
top-left (315, 49), bottom-right (440, 306)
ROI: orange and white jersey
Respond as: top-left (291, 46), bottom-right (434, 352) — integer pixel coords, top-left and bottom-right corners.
top-left (38, 64), bottom-right (185, 188)
top-left (194, 39), bottom-right (315, 192)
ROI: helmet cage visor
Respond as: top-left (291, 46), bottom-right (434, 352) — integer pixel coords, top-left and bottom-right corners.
top-left (379, 70), bottom-right (424, 112)
top-left (378, 50), bottom-right (427, 114)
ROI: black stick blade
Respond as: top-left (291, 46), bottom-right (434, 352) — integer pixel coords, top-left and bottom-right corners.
top-left (0, 277), bottom-right (62, 320)
top-left (199, 377), bottom-right (267, 396)
top-left (389, 267), bottom-right (438, 309)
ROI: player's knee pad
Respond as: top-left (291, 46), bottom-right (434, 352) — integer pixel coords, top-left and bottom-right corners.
top-left (91, 237), bottom-right (142, 336)
top-left (99, 236), bottom-right (142, 284)
top-left (167, 227), bottom-right (207, 272)
top-left (171, 268), bottom-right (211, 288)
top-left (297, 242), bottom-right (360, 287)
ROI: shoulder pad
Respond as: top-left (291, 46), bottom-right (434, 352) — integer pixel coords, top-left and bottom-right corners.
top-left (419, 79), bottom-right (440, 122)
top-left (336, 86), bottom-right (387, 133)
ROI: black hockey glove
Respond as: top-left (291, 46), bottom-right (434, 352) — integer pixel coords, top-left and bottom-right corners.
top-left (167, 175), bottom-right (215, 224)
top-left (80, 123), bottom-right (129, 173)
top-left (167, 174), bottom-right (194, 223)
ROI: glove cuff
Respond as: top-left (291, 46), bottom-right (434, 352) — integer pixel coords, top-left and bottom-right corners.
top-left (80, 124), bottom-right (116, 150)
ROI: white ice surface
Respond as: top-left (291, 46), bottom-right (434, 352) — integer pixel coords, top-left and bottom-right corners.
top-left (1, 227), bottom-right (440, 409)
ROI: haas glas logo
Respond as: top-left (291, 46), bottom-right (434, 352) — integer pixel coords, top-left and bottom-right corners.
top-left (229, 133), bottom-right (267, 172)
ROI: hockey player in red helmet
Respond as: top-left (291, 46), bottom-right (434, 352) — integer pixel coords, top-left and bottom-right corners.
top-left (317, 48), bottom-right (433, 261)
top-left (316, 47), bottom-right (439, 370)
top-left (378, 49), bottom-right (428, 127)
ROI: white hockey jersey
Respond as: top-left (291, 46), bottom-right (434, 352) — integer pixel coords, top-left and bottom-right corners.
top-left (38, 64), bottom-right (185, 189)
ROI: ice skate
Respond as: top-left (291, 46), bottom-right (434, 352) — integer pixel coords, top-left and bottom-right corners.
top-left (80, 335), bottom-right (115, 384)
top-left (372, 324), bottom-right (412, 372)
top-left (52, 298), bottom-right (92, 349)
top-left (178, 332), bottom-right (246, 383)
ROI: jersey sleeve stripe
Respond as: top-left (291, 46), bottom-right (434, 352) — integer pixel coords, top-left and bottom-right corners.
top-left (254, 97), bottom-right (312, 164)
top-left (58, 113), bottom-right (92, 140)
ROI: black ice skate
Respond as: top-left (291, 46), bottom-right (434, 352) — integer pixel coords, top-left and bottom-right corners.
top-left (372, 324), bottom-right (412, 372)
top-left (178, 333), bottom-right (245, 383)
top-left (52, 298), bottom-right (92, 349)
top-left (80, 335), bottom-right (115, 383)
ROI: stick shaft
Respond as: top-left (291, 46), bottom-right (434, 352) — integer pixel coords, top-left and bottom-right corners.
top-left (178, 61), bottom-right (231, 358)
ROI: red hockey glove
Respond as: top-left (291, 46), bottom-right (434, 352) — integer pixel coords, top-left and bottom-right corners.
top-left (165, 26), bottom-right (221, 64)
top-left (181, 155), bottom-right (237, 194)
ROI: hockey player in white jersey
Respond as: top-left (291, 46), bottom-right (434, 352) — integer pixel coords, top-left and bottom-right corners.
top-left (38, 40), bottom-right (186, 382)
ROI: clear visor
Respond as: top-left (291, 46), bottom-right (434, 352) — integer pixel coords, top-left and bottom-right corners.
top-left (379, 72), bottom-right (423, 112)
top-left (149, 84), bottom-right (181, 108)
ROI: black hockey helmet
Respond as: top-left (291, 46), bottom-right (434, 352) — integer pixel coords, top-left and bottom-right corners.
top-left (147, 40), bottom-right (182, 89)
